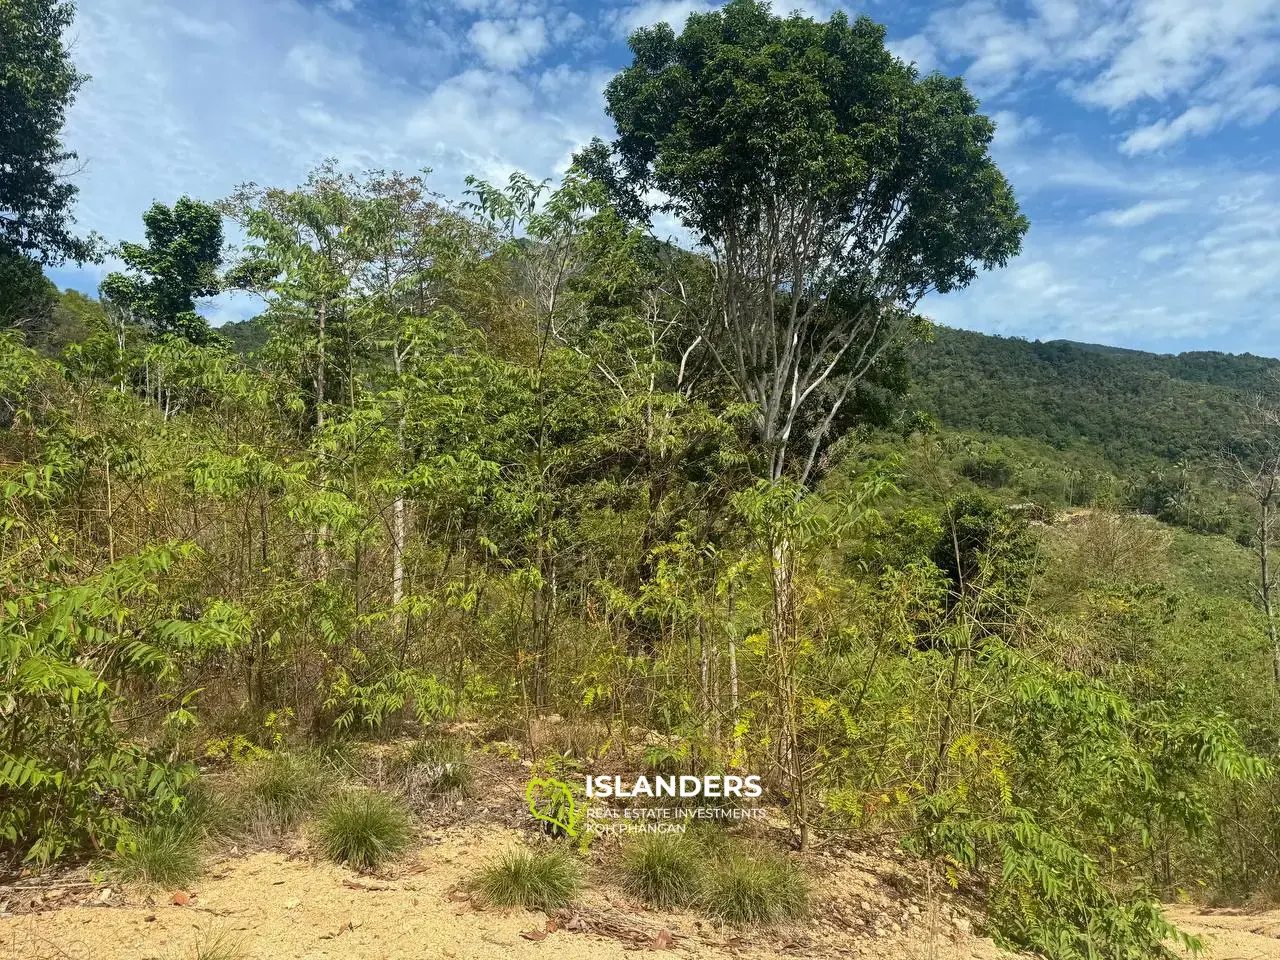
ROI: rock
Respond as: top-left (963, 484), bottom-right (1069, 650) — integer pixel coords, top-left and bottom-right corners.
top-left (953, 917), bottom-right (972, 935)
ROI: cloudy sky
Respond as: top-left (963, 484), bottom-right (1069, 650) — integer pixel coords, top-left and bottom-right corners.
top-left (47, 0), bottom-right (1280, 355)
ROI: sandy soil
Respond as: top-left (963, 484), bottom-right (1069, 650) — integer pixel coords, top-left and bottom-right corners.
top-left (1166, 904), bottom-right (1280, 960)
top-left (0, 827), bottom-right (1012, 960)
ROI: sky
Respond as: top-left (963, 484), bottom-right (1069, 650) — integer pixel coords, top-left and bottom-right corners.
top-left (45, 0), bottom-right (1280, 357)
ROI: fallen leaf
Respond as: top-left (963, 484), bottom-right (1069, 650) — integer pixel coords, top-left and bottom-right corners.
top-left (655, 929), bottom-right (674, 950)
top-left (521, 929), bottom-right (548, 942)
top-left (545, 918), bottom-right (559, 933)
top-left (170, 891), bottom-right (189, 906)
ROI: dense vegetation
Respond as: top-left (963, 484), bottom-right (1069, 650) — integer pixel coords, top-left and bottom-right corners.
top-left (913, 327), bottom-right (1278, 469)
top-left (4, 3), bottom-right (1280, 960)
top-left (912, 326), bottom-right (1278, 539)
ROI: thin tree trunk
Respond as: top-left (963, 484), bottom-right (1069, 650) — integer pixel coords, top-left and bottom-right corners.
top-left (315, 301), bottom-right (330, 582)
top-left (1261, 498), bottom-right (1280, 685)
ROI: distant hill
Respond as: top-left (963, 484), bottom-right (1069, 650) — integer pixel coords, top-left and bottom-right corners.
top-left (215, 317), bottom-right (270, 354)
top-left (911, 327), bottom-right (1279, 472)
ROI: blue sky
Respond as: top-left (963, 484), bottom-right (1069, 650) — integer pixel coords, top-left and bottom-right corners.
top-left (47, 0), bottom-right (1280, 356)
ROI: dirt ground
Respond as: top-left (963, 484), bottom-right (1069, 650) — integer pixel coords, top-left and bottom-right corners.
top-left (4, 821), bottom-right (1267, 960)
top-left (0, 826), bottom-right (1012, 960)
top-left (1165, 904), bottom-right (1280, 960)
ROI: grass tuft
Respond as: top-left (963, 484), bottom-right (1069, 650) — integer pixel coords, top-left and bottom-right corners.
top-left (396, 738), bottom-right (474, 798)
top-left (316, 790), bottom-right (413, 871)
top-left (475, 847), bottom-right (582, 911)
top-left (701, 847), bottom-right (808, 925)
top-left (115, 821), bottom-right (203, 888)
top-left (183, 929), bottom-right (246, 960)
top-left (620, 832), bottom-right (703, 908)
top-left (241, 753), bottom-right (330, 836)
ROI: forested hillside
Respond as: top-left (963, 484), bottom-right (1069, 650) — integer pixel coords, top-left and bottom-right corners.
top-left (5, 4), bottom-right (1280, 960)
top-left (912, 326), bottom-right (1278, 470)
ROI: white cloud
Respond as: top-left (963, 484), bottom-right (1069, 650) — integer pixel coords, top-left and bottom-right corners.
top-left (1094, 199), bottom-right (1189, 227)
top-left (285, 42), bottom-right (366, 89)
top-left (611, 0), bottom-right (714, 36)
top-left (1121, 87), bottom-right (1280, 153)
top-left (888, 33), bottom-right (938, 73)
top-left (926, 160), bottom-right (1280, 353)
top-left (990, 110), bottom-right (1043, 148)
top-left (468, 17), bottom-right (548, 70)
top-left (49, 0), bottom-right (610, 293)
top-left (911, 0), bottom-right (1280, 153)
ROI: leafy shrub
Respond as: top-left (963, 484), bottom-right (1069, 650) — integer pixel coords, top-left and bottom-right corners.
top-left (115, 822), bottom-right (203, 888)
top-left (0, 527), bottom-right (241, 865)
top-left (620, 832), bottom-right (703, 908)
top-left (701, 847), bottom-right (808, 925)
top-left (475, 848), bottom-right (582, 911)
top-left (317, 791), bottom-right (413, 870)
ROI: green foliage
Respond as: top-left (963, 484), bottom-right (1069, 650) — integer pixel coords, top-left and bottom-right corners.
top-left (0, 247), bottom-right (57, 333)
top-left (0, 0), bottom-right (96, 264)
top-left (700, 846), bottom-right (809, 925)
top-left (475, 848), bottom-right (583, 911)
top-left (599, 0), bottom-right (1025, 283)
top-left (620, 832), bottom-right (704, 908)
top-left (0, 430), bottom-right (246, 865)
top-left (100, 197), bottom-right (224, 342)
top-left (590, 0), bottom-right (1025, 484)
top-left (316, 791), bottom-right (413, 871)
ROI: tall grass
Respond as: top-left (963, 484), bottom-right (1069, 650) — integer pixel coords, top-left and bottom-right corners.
top-left (701, 847), bottom-right (808, 925)
top-left (240, 753), bottom-right (330, 837)
top-left (620, 832), bottom-right (703, 908)
top-left (115, 821), bottom-right (203, 888)
top-left (475, 848), bottom-right (582, 911)
top-left (316, 791), bottom-right (413, 870)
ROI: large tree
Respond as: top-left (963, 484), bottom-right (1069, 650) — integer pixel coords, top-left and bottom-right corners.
top-left (0, 0), bottom-right (95, 265)
top-left (100, 197), bottom-right (223, 342)
top-left (586, 0), bottom-right (1027, 485)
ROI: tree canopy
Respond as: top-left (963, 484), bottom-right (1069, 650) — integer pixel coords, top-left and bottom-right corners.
top-left (0, 0), bottom-right (95, 265)
top-left (585, 0), bottom-right (1027, 483)
top-left (100, 197), bottom-right (223, 342)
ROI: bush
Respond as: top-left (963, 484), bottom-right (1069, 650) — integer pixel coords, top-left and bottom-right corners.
top-left (317, 791), bottom-right (413, 870)
top-left (701, 848), bottom-right (808, 925)
top-left (475, 847), bottom-right (582, 911)
top-left (620, 832), bottom-right (703, 908)
top-left (115, 822), bottom-right (203, 888)
top-left (241, 753), bottom-right (329, 836)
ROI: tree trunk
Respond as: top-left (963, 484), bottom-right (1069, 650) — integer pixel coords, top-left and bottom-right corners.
top-left (315, 301), bottom-right (330, 582)
top-left (1261, 497), bottom-right (1280, 686)
top-left (770, 537), bottom-right (807, 849)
